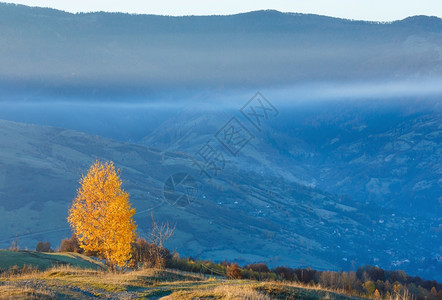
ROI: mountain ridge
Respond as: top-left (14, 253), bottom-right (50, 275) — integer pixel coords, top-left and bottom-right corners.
top-left (1, 2), bottom-right (442, 24)
top-left (1, 2), bottom-right (442, 97)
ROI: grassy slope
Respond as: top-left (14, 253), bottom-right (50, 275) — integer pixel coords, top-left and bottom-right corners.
top-left (0, 250), bottom-right (105, 271)
top-left (0, 251), bottom-right (368, 299)
top-left (0, 265), bottom-right (368, 300)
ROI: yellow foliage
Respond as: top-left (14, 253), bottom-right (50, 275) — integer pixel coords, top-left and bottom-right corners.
top-left (68, 161), bottom-right (137, 268)
top-left (374, 289), bottom-right (381, 299)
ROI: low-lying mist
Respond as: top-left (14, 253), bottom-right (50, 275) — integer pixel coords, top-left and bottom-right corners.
top-left (0, 79), bottom-right (440, 143)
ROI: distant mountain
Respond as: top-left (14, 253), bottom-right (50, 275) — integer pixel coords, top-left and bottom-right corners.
top-left (0, 3), bottom-right (441, 97)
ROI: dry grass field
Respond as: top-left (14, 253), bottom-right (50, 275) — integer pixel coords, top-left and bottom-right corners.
top-left (0, 264), bottom-right (370, 299)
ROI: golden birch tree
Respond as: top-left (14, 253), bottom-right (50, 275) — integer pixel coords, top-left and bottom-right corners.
top-left (68, 161), bottom-right (136, 269)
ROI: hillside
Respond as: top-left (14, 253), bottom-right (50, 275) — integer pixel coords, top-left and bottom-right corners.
top-left (141, 99), bottom-right (441, 214)
top-left (0, 250), bottom-right (104, 271)
top-left (0, 118), bottom-right (349, 269)
top-left (0, 119), bottom-right (440, 281)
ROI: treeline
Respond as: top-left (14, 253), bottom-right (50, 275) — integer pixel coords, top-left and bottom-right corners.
top-left (165, 257), bottom-right (441, 300)
top-left (270, 265), bottom-right (442, 300)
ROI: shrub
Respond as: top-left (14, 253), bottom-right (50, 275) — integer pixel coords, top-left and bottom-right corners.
top-left (59, 234), bottom-right (83, 253)
top-left (226, 263), bottom-right (242, 279)
top-left (274, 266), bottom-right (296, 281)
top-left (8, 239), bottom-right (19, 251)
top-left (245, 263), bottom-right (270, 273)
top-left (131, 238), bottom-right (172, 269)
top-left (363, 280), bottom-right (376, 295)
top-left (36, 241), bottom-right (52, 252)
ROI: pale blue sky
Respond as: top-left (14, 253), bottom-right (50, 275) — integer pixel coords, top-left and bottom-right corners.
top-left (4, 0), bottom-right (442, 21)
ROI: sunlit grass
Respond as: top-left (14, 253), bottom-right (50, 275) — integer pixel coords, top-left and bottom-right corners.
top-left (0, 265), bottom-right (375, 299)
top-left (0, 283), bottom-right (55, 299)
